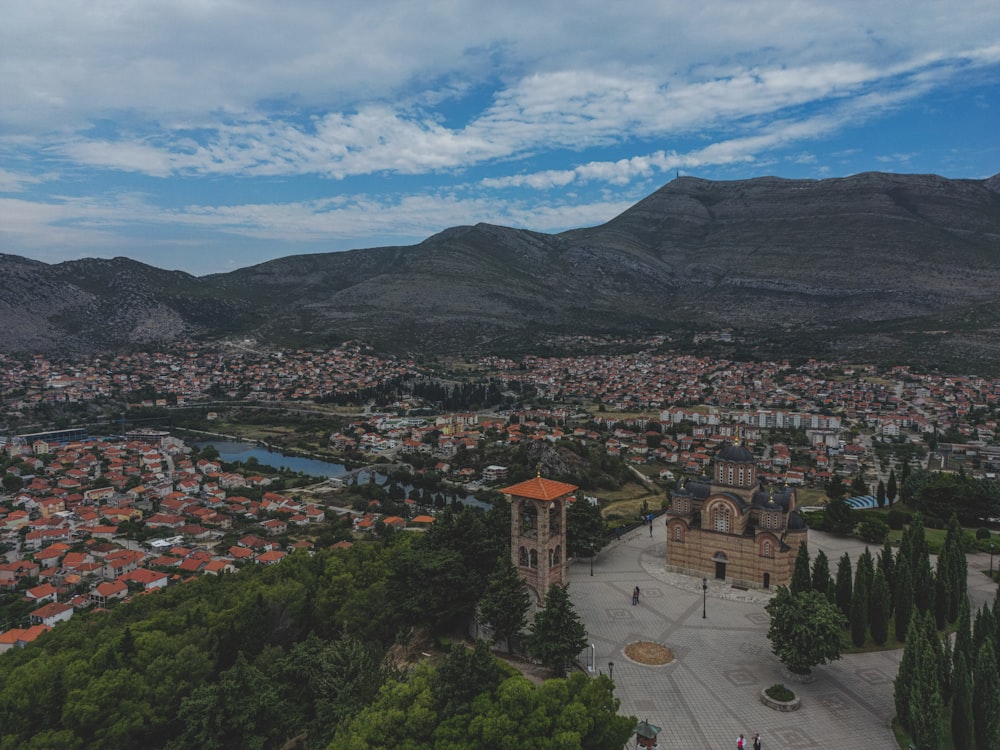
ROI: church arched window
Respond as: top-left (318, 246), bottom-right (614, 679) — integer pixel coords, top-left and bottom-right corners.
top-left (761, 540), bottom-right (773, 558)
top-left (553, 546), bottom-right (561, 565)
top-left (713, 505), bottom-right (730, 533)
top-left (519, 546), bottom-right (528, 567)
top-left (717, 465), bottom-right (725, 482)
top-left (529, 549), bottom-right (538, 569)
top-left (673, 525), bottom-right (683, 542)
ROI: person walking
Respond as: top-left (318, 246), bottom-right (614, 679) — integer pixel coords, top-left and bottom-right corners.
top-left (752, 732), bottom-right (761, 750)
top-left (736, 733), bottom-right (745, 749)
top-left (632, 586), bottom-right (640, 605)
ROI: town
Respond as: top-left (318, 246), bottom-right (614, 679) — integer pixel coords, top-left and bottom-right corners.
top-left (2, 338), bottom-right (998, 651)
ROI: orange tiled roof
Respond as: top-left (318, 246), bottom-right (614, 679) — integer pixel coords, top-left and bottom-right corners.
top-left (499, 476), bottom-right (578, 501)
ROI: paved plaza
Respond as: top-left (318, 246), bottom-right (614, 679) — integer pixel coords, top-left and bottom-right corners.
top-left (569, 526), bottom-right (999, 750)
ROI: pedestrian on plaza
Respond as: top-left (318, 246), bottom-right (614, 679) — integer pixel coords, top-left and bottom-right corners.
top-left (736, 733), bottom-right (745, 750)
top-left (632, 586), bottom-right (640, 605)
top-left (616, 526), bottom-right (622, 541)
top-left (752, 732), bottom-right (761, 750)
top-left (649, 520), bottom-right (653, 537)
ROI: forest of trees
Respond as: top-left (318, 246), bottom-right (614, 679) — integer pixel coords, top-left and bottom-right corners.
top-left (0, 502), bottom-right (626, 749)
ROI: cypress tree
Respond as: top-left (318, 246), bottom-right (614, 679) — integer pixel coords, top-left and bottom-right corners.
top-left (895, 613), bottom-right (923, 731)
top-left (952, 649), bottom-right (975, 750)
top-left (790, 543), bottom-right (811, 595)
top-left (850, 574), bottom-right (869, 647)
top-left (887, 467), bottom-right (898, 506)
top-left (973, 605), bottom-right (996, 659)
top-left (879, 539), bottom-right (895, 615)
top-left (811, 549), bottom-right (833, 599)
top-left (876, 478), bottom-right (886, 508)
top-left (973, 637), bottom-right (1000, 750)
top-left (870, 568), bottom-right (890, 646)
top-left (954, 595), bottom-right (972, 670)
top-left (909, 632), bottom-right (945, 750)
top-left (835, 552), bottom-right (853, 623)
top-left (894, 555), bottom-right (913, 643)
top-left (910, 516), bottom-right (934, 614)
top-left (933, 558), bottom-right (949, 630)
top-left (856, 547), bottom-right (875, 620)
top-left (945, 514), bottom-right (966, 623)
top-left (923, 611), bottom-right (949, 703)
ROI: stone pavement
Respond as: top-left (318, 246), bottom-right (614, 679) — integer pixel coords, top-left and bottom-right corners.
top-left (568, 526), bottom-right (997, 750)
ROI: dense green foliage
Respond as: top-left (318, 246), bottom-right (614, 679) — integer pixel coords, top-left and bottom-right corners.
top-left (765, 586), bottom-right (847, 675)
top-left (0, 503), bottom-right (515, 750)
top-left (329, 664), bottom-right (634, 749)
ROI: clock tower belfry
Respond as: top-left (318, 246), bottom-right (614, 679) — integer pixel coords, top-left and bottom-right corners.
top-left (501, 473), bottom-right (579, 605)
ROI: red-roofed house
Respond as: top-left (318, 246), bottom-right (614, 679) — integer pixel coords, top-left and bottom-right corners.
top-left (30, 601), bottom-right (74, 627)
top-left (90, 580), bottom-right (128, 607)
top-left (0, 625), bottom-right (51, 653)
top-left (121, 568), bottom-right (169, 591)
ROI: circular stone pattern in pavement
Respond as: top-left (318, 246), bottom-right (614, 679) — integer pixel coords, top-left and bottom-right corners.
top-left (624, 641), bottom-right (674, 666)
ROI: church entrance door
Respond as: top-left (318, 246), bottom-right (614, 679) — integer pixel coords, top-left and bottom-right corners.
top-left (715, 561), bottom-right (726, 580)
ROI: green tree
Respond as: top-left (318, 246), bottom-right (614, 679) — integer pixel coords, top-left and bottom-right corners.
top-left (952, 649), bottom-right (975, 750)
top-left (887, 468), bottom-right (898, 506)
top-left (909, 629), bottom-right (945, 750)
top-left (790, 543), bottom-right (811, 595)
top-left (825, 475), bottom-right (847, 500)
top-left (824, 498), bottom-right (856, 535)
top-left (565, 497), bottom-right (608, 557)
top-left (879, 539), bottom-right (895, 614)
top-left (850, 573), bottom-right (869, 647)
top-left (870, 568), bottom-right (890, 646)
top-left (765, 586), bottom-right (847, 675)
top-left (526, 584), bottom-right (589, 678)
top-left (895, 613), bottom-right (921, 732)
top-left (876, 478), bottom-right (886, 508)
top-left (973, 638), bottom-right (1000, 750)
top-left (835, 552), bottom-right (853, 622)
top-left (478, 557), bottom-right (531, 654)
top-left (894, 555), bottom-right (914, 643)
top-left (811, 549), bottom-right (833, 599)
top-left (430, 641), bottom-right (508, 719)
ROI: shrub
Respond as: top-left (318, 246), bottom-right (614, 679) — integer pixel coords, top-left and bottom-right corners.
top-left (857, 515), bottom-right (889, 544)
top-left (887, 508), bottom-right (907, 530)
top-left (977, 527), bottom-right (991, 540)
top-left (765, 683), bottom-right (795, 702)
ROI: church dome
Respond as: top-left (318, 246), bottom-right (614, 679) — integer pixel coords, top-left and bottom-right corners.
top-left (717, 442), bottom-right (755, 464)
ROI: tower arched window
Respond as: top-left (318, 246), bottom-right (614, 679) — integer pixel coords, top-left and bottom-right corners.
top-left (718, 465), bottom-right (725, 482)
top-left (761, 540), bottom-right (773, 558)
top-left (727, 467), bottom-right (734, 484)
top-left (529, 549), bottom-right (538, 569)
top-left (673, 525), bottom-right (683, 542)
top-left (519, 546), bottom-right (528, 567)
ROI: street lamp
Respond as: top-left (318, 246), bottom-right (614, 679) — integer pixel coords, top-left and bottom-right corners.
top-left (702, 577), bottom-right (708, 619)
top-left (608, 661), bottom-right (614, 681)
top-left (991, 543), bottom-right (995, 580)
top-left (590, 543), bottom-right (594, 576)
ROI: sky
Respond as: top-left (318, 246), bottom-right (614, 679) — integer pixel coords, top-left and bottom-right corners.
top-left (2, 2), bottom-right (1000, 277)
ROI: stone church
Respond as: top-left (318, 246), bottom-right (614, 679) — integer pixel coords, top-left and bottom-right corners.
top-left (665, 441), bottom-right (807, 589)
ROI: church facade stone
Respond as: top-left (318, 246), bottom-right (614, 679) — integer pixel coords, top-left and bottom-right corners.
top-left (665, 442), bottom-right (807, 589)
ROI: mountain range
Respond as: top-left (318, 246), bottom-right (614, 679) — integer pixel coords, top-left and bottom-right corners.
top-left (3, 171), bottom-right (1000, 370)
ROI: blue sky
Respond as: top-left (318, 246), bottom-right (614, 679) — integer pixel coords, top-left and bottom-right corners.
top-left (2, 1), bottom-right (999, 276)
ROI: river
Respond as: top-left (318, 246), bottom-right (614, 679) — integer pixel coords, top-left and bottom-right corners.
top-left (192, 439), bottom-right (489, 508)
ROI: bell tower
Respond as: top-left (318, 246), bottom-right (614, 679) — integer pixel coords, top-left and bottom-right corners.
top-left (502, 473), bottom-right (578, 605)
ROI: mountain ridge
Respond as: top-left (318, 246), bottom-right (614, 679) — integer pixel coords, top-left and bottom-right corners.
top-left (2, 170), bottom-right (1000, 369)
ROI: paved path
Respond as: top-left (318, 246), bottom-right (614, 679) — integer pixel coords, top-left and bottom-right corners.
top-left (569, 527), bottom-right (998, 750)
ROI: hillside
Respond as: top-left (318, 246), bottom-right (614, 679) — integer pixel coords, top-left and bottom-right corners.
top-left (2, 171), bottom-right (1000, 368)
